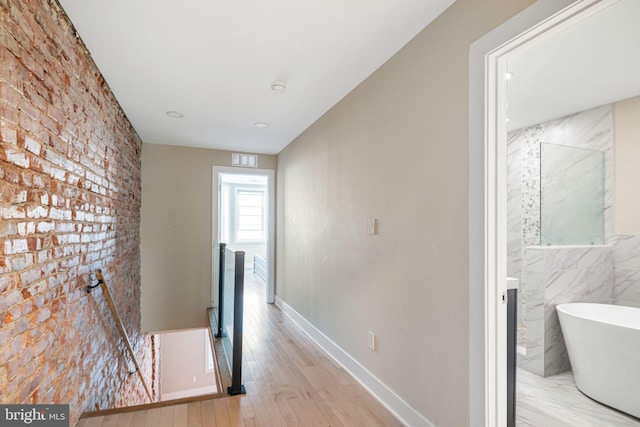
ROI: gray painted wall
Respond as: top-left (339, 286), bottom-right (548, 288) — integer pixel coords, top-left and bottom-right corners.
top-left (141, 144), bottom-right (276, 332)
top-left (275, 1), bottom-right (534, 425)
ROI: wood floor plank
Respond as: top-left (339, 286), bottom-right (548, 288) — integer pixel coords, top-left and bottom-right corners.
top-left (199, 400), bottom-right (218, 427)
top-left (128, 409), bottom-right (148, 427)
top-left (246, 380), bottom-right (287, 427)
top-left (143, 407), bottom-right (163, 427)
top-left (235, 391), bottom-right (258, 425)
top-left (173, 404), bottom-right (188, 426)
top-left (113, 412), bottom-right (133, 427)
top-left (273, 391), bottom-right (299, 426)
top-left (292, 361), bottom-right (362, 425)
top-left (213, 397), bottom-right (231, 427)
top-left (225, 395), bottom-right (246, 427)
top-left (302, 387), bottom-right (346, 427)
top-left (159, 406), bottom-right (175, 427)
top-left (76, 416), bottom-right (103, 427)
top-left (187, 402), bottom-right (202, 427)
top-left (98, 413), bottom-right (122, 427)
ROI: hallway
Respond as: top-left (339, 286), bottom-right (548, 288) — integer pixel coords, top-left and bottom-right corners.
top-left (76, 273), bottom-right (402, 426)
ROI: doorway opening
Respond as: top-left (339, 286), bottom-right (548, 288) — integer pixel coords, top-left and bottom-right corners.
top-left (504, 0), bottom-right (640, 425)
top-left (470, 0), bottom-right (623, 425)
top-left (213, 167), bottom-right (275, 305)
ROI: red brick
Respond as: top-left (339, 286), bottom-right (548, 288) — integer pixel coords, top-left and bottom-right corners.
top-left (4, 311), bottom-right (14, 324)
top-left (0, 0), bottom-right (149, 422)
top-left (17, 93), bottom-right (41, 121)
top-left (2, 238), bottom-right (28, 254)
top-left (0, 82), bottom-right (23, 110)
top-left (5, 357), bottom-right (20, 381)
top-left (27, 237), bottom-right (39, 251)
top-left (1, 125), bottom-right (18, 145)
top-left (0, 143), bottom-right (31, 169)
top-left (0, 273), bottom-right (18, 292)
top-left (12, 317), bottom-right (29, 336)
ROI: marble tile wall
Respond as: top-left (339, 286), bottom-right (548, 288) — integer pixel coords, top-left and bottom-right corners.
top-left (509, 102), bottom-right (640, 376)
top-left (556, 105), bottom-right (614, 241)
top-left (611, 235), bottom-right (640, 308)
top-left (522, 246), bottom-right (614, 377)
top-left (507, 127), bottom-right (542, 332)
top-left (520, 128), bottom-right (542, 249)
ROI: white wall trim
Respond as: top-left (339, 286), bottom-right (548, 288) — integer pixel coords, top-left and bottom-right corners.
top-left (161, 386), bottom-right (218, 401)
top-left (213, 166), bottom-right (276, 305)
top-left (275, 296), bottom-right (435, 427)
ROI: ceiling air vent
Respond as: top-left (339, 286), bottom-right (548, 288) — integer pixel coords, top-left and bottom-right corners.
top-left (232, 153), bottom-right (258, 168)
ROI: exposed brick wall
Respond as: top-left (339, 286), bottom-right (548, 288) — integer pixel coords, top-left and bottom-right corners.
top-left (0, 0), bottom-right (154, 424)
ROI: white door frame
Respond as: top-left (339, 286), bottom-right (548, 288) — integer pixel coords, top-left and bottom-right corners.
top-left (213, 166), bottom-right (276, 304)
top-left (468, 0), bottom-right (617, 425)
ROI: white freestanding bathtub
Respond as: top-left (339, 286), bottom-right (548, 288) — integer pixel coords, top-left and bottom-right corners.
top-left (557, 303), bottom-right (640, 418)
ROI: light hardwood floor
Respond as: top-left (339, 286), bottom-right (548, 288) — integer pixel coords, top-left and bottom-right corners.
top-left (77, 273), bottom-right (402, 427)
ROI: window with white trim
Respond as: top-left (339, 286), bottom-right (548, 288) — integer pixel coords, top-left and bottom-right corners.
top-left (235, 189), bottom-right (266, 242)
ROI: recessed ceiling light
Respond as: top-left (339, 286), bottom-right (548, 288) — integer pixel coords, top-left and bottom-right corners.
top-left (166, 111), bottom-right (184, 118)
top-left (271, 82), bottom-right (286, 94)
top-left (505, 72), bottom-right (513, 80)
top-left (254, 122), bottom-right (270, 128)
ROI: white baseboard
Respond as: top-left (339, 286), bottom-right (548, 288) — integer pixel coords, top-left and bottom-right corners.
top-left (160, 385), bottom-right (217, 401)
top-left (275, 296), bottom-right (435, 427)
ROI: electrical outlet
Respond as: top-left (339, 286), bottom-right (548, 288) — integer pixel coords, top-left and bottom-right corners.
top-left (192, 376), bottom-right (197, 383)
top-left (368, 331), bottom-right (376, 351)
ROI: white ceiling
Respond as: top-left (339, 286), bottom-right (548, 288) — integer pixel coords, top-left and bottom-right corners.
top-left (58, 0), bottom-right (455, 155)
top-left (57, 1), bottom-right (640, 152)
top-left (507, 0), bottom-right (640, 131)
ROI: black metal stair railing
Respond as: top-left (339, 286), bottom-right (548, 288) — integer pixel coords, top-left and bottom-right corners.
top-left (210, 242), bottom-right (246, 396)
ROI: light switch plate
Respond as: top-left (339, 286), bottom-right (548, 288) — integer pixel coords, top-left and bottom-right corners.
top-left (367, 218), bottom-right (377, 235)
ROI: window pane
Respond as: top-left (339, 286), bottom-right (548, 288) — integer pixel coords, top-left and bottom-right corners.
top-left (236, 190), bottom-right (265, 241)
top-left (239, 206), bottom-right (262, 216)
top-left (238, 216), bottom-right (262, 230)
top-left (238, 193), bottom-right (262, 206)
top-left (237, 230), bottom-right (264, 241)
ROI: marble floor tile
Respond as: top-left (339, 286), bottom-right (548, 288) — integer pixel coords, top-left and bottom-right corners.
top-left (516, 368), bottom-right (640, 426)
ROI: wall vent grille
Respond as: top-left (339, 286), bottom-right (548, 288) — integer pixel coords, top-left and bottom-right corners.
top-left (232, 153), bottom-right (258, 168)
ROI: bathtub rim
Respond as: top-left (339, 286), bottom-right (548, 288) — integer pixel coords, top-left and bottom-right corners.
top-left (556, 302), bottom-right (640, 331)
